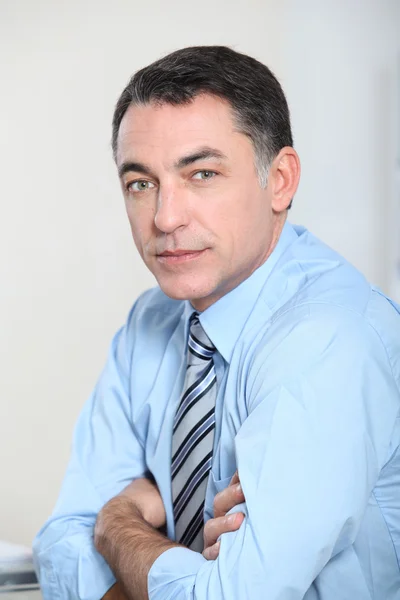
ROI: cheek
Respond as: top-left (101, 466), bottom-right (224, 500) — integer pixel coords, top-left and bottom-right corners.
top-left (225, 191), bottom-right (271, 251)
top-left (125, 203), bottom-right (155, 247)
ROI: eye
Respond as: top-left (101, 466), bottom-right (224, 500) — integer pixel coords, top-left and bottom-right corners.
top-left (192, 170), bottom-right (217, 181)
top-left (127, 180), bottom-right (156, 193)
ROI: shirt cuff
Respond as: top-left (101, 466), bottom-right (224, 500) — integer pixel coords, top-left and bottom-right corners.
top-left (148, 546), bottom-right (207, 600)
top-left (34, 540), bottom-right (116, 600)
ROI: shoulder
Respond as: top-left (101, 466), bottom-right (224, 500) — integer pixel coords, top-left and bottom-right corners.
top-left (251, 226), bottom-right (400, 388)
top-left (247, 298), bottom-right (400, 406)
top-left (251, 301), bottom-right (371, 366)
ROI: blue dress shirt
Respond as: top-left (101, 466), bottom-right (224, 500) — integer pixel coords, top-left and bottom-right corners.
top-left (33, 223), bottom-right (400, 600)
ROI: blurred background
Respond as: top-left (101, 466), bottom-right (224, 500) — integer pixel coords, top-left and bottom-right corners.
top-left (0, 0), bottom-right (399, 546)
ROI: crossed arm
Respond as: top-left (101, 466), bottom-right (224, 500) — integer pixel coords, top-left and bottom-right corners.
top-left (34, 308), bottom-right (397, 599)
top-left (97, 475), bottom-right (245, 600)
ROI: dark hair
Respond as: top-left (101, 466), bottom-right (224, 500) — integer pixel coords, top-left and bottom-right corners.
top-left (112, 45), bottom-right (293, 190)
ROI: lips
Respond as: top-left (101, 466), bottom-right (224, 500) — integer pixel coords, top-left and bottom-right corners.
top-left (156, 248), bottom-right (208, 264)
top-left (158, 250), bottom-right (203, 257)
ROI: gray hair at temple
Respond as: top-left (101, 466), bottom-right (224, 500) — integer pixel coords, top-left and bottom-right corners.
top-left (111, 46), bottom-right (293, 197)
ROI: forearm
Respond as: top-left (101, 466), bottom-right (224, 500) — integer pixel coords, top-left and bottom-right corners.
top-left (95, 496), bottom-right (178, 600)
top-left (102, 582), bottom-right (128, 600)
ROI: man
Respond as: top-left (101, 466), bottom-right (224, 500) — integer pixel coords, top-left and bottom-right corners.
top-left (33, 46), bottom-right (400, 599)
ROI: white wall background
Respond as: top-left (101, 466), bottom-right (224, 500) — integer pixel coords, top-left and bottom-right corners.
top-left (284, 0), bottom-right (400, 293)
top-left (0, 0), bottom-right (399, 546)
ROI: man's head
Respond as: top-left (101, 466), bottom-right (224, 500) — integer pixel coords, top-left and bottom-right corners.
top-left (113, 46), bottom-right (300, 311)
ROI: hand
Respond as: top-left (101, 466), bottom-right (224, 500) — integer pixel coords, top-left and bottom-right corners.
top-left (95, 477), bottom-right (166, 555)
top-left (202, 471), bottom-right (245, 560)
top-left (118, 477), bottom-right (167, 529)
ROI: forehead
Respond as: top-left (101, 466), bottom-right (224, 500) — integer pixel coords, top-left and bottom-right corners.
top-left (116, 94), bottom-right (242, 166)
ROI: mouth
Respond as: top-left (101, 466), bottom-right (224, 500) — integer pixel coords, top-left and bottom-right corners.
top-left (156, 249), bottom-right (208, 264)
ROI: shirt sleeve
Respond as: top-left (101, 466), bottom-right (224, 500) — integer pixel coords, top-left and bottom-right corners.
top-left (33, 311), bottom-right (147, 600)
top-left (147, 304), bottom-right (399, 599)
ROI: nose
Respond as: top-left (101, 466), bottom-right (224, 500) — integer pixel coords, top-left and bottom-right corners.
top-left (154, 185), bottom-right (189, 234)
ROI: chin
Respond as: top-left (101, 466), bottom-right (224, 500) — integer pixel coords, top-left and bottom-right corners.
top-left (157, 276), bottom-right (217, 307)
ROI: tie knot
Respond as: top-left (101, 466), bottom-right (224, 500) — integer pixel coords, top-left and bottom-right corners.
top-left (188, 313), bottom-right (215, 364)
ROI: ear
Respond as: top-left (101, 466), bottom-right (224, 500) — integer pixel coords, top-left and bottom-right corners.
top-left (269, 147), bottom-right (301, 212)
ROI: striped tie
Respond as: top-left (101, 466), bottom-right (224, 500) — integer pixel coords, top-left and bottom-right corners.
top-left (172, 312), bottom-right (217, 552)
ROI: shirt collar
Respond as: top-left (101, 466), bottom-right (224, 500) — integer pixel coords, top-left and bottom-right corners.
top-left (183, 221), bottom-right (299, 364)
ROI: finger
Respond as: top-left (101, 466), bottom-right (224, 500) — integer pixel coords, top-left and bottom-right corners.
top-left (203, 512), bottom-right (245, 549)
top-left (202, 541), bottom-right (220, 561)
top-left (214, 482), bottom-right (245, 518)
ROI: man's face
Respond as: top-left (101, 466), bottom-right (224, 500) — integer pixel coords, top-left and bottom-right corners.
top-left (116, 94), bottom-right (279, 311)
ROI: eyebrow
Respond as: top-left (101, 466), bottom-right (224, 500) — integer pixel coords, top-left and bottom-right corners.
top-left (118, 161), bottom-right (154, 179)
top-left (118, 147), bottom-right (228, 179)
top-left (174, 147), bottom-right (228, 169)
